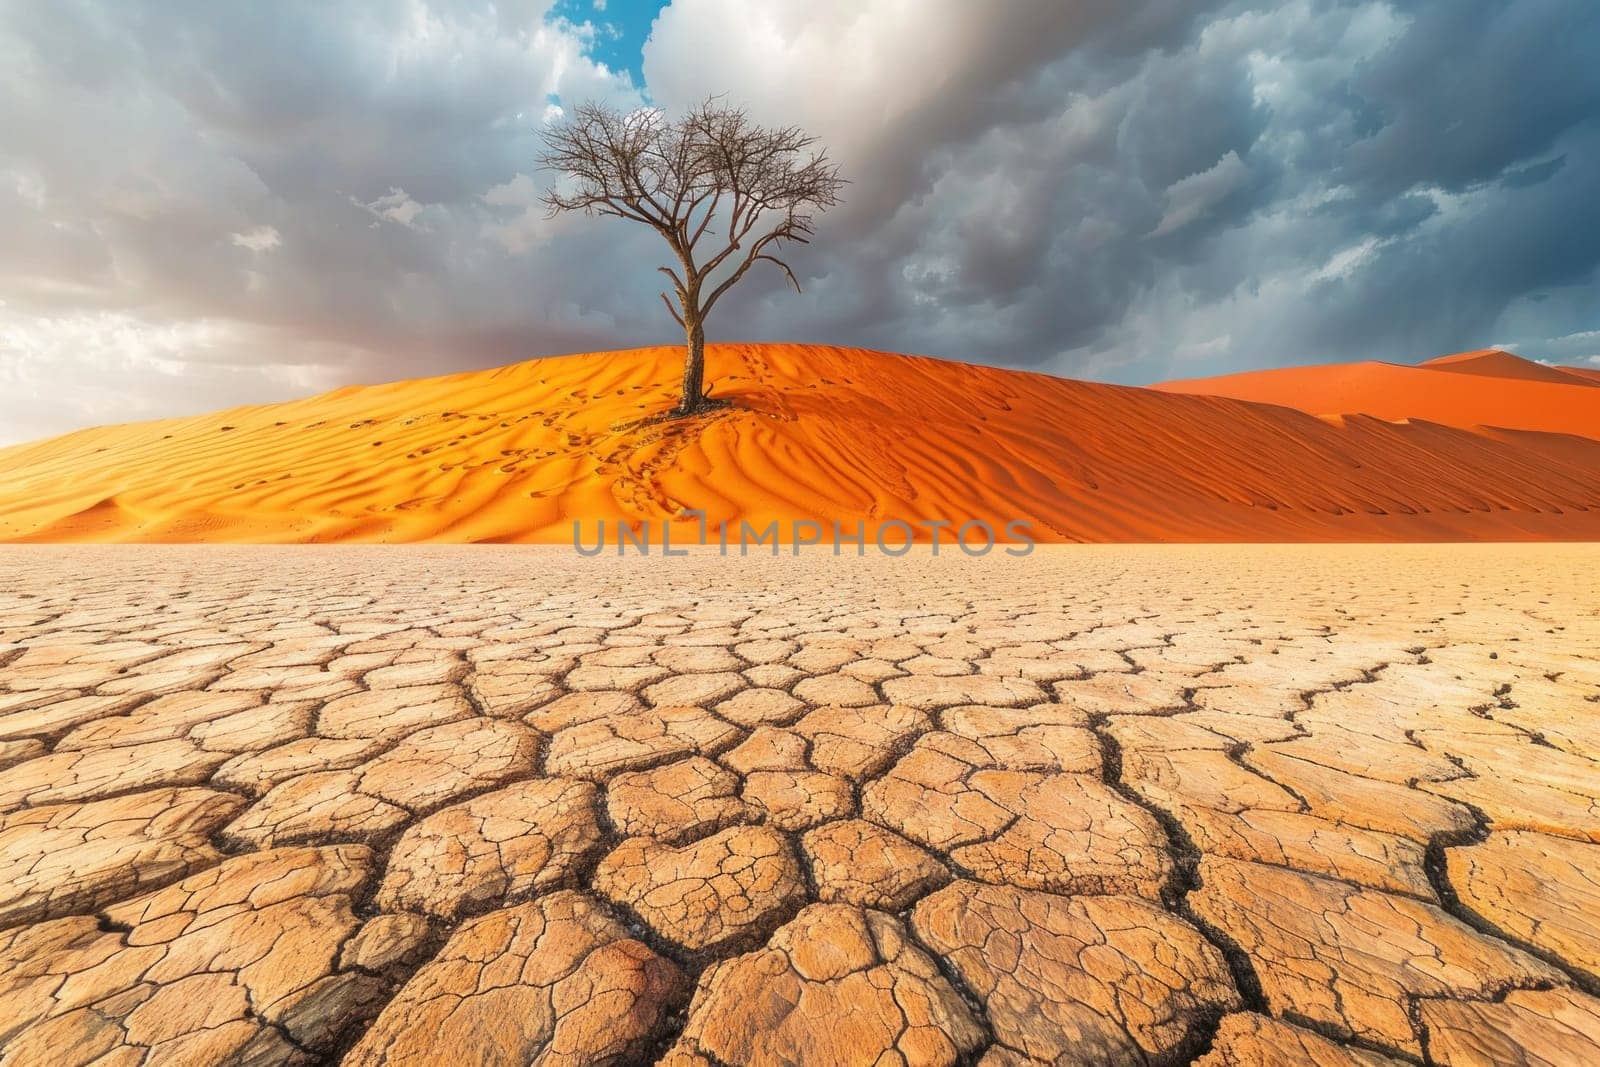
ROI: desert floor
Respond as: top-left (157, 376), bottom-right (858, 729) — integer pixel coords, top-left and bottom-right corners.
top-left (0, 544), bottom-right (1596, 1065)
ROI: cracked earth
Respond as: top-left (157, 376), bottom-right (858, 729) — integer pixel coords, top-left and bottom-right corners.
top-left (0, 544), bottom-right (1596, 1066)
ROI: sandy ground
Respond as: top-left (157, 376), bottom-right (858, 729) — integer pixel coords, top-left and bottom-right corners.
top-left (0, 544), bottom-right (1597, 1064)
top-left (4, 344), bottom-right (1599, 543)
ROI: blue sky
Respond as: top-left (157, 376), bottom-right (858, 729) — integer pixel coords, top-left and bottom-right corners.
top-left (553, 0), bottom-right (668, 89)
top-left (1, 0), bottom-right (1597, 443)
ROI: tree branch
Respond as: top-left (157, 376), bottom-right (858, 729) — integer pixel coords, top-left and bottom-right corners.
top-left (659, 292), bottom-right (685, 327)
top-left (656, 264), bottom-right (687, 296)
top-left (703, 228), bottom-right (789, 314)
top-left (754, 253), bottom-right (802, 294)
top-left (684, 188), bottom-right (723, 253)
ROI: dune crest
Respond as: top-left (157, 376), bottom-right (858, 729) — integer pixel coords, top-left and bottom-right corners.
top-left (1420, 348), bottom-right (1598, 386)
top-left (1156, 348), bottom-right (1600, 438)
top-left (1, 343), bottom-right (1598, 543)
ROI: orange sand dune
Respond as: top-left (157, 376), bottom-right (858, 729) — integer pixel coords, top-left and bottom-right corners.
top-left (1156, 349), bottom-right (1600, 439)
top-left (1, 344), bottom-right (1598, 543)
top-left (1420, 348), bottom-right (1599, 386)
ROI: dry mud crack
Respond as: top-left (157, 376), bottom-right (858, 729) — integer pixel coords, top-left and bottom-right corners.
top-left (0, 544), bottom-right (1597, 1065)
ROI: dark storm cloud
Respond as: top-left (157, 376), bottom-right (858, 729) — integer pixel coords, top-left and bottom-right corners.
top-left (644, 0), bottom-right (1600, 382)
top-left (1341, 0), bottom-right (1600, 196)
top-left (2, 0), bottom-right (1598, 444)
top-left (0, 0), bottom-right (653, 376)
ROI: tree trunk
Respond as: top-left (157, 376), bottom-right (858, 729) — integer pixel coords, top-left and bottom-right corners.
top-left (677, 317), bottom-right (706, 415)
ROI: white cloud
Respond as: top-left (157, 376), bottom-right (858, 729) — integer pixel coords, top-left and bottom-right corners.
top-left (1308, 235), bottom-right (1392, 282)
top-left (1551, 328), bottom-right (1600, 348)
top-left (230, 225), bottom-right (281, 252)
top-left (480, 173), bottom-right (556, 253)
top-left (0, 308), bottom-right (350, 446)
top-left (1493, 328), bottom-right (1600, 369)
top-left (354, 187), bottom-right (427, 230)
top-left (1152, 150), bottom-right (1250, 236)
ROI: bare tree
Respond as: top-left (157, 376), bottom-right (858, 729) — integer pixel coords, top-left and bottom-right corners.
top-left (538, 99), bottom-right (846, 416)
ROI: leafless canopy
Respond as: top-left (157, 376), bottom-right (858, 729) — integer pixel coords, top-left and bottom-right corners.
top-left (537, 98), bottom-right (845, 414)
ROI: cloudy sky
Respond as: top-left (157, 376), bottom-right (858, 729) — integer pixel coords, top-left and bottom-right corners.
top-left (2, 0), bottom-right (1598, 445)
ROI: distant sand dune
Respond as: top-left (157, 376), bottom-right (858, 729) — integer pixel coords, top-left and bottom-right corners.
top-left (1156, 348), bottom-right (1600, 437)
top-left (1, 344), bottom-right (1597, 542)
top-left (1419, 348), bottom-right (1598, 385)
